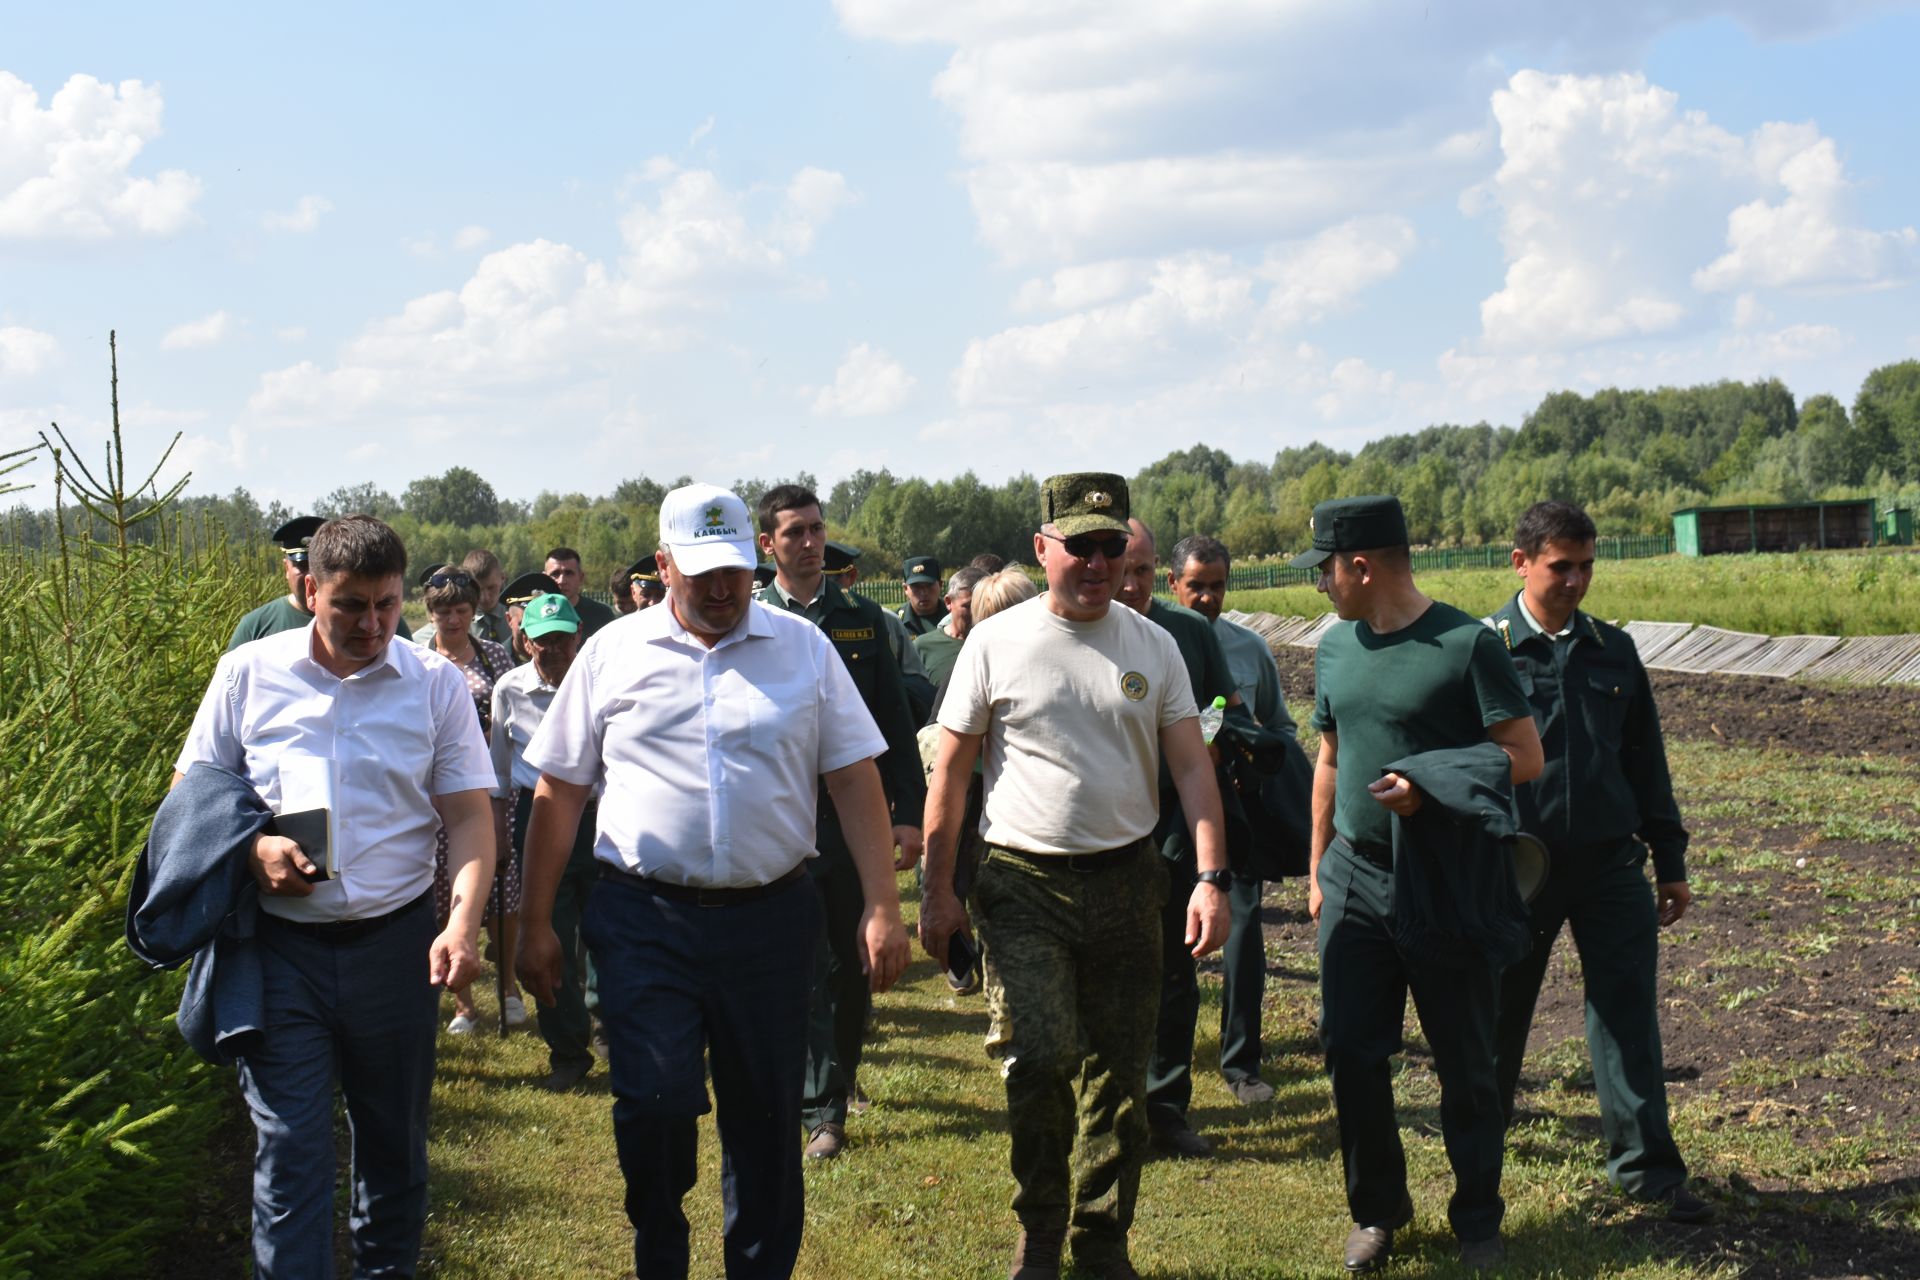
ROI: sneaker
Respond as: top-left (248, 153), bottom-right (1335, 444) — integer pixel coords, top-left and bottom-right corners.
top-left (502, 995), bottom-right (528, 1028)
top-left (447, 1013), bottom-right (476, 1035)
top-left (1226, 1075), bottom-right (1276, 1104)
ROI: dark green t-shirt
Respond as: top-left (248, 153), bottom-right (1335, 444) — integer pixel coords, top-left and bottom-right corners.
top-left (914, 627), bottom-right (963, 689)
top-left (1147, 598), bottom-right (1236, 707)
top-left (1311, 599), bottom-right (1529, 850)
top-left (226, 595), bottom-right (412, 651)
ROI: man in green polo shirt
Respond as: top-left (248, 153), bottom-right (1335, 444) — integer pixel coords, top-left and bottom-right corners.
top-left (543, 546), bottom-right (619, 638)
top-left (897, 555), bottom-right (944, 637)
top-left (754, 487), bottom-right (926, 1161)
top-left (1486, 501), bottom-right (1711, 1225)
top-left (1301, 495), bottom-right (1542, 1273)
top-left (1113, 518), bottom-right (1245, 1161)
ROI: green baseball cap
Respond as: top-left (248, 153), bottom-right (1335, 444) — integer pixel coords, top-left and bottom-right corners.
top-left (902, 556), bottom-right (941, 585)
top-left (521, 592), bottom-right (581, 639)
top-left (1041, 473), bottom-right (1130, 537)
top-left (1288, 495), bottom-right (1410, 568)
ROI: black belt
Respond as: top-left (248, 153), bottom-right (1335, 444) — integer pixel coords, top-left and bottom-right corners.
top-left (1337, 836), bottom-right (1393, 870)
top-left (597, 861), bottom-right (808, 906)
top-left (989, 838), bottom-right (1147, 874)
top-left (266, 890), bottom-right (431, 944)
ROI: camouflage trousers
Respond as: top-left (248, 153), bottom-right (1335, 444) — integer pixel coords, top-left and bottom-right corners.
top-left (972, 841), bottom-right (1166, 1262)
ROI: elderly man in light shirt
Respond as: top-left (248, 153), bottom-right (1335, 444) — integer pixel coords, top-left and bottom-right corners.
top-left (517, 483), bottom-right (910, 1280)
top-left (174, 514), bottom-right (497, 1278)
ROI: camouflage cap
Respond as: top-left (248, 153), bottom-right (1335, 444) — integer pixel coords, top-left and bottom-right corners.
top-left (1041, 472), bottom-right (1131, 537)
top-left (1288, 495), bottom-right (1409, 568)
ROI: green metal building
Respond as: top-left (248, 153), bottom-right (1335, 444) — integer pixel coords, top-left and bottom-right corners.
top-left (1671, 499), bottom-right (1878, 556)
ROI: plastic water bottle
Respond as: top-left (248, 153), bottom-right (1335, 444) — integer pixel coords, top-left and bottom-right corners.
top-left (1198, 695), bottom-right (1227, 744)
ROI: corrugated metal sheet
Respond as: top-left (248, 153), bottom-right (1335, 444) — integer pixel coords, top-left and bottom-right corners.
top-left (1621, 621), bottom-right (1695, 664)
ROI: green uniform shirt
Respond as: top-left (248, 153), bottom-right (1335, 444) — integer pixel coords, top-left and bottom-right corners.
top-left (227, 595), bottom-right (412, 651)
top-left (755, 577), bottom-right (926, 834)
top-left (896, 606), bottom-right (940, 638)
top-left (573, 595), bottom-right (619, 639)
top-left (1487, 593), bottom-right (1689, 882)
top-left (1213, 615), bottom-right (1295, 739)
top-left (913, 626), bottom-right (964, 688)
top-left (1311, 600), bottom-right (1529, 851)
top-left (1146, 598), bottom-right (1236, 709)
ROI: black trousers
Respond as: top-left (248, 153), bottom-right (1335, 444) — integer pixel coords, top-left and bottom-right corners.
top-left (1317, 839), bottom-right (1506, 1243)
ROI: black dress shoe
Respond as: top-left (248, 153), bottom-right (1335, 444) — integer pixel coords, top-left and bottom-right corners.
top-left (1652, 1182), bottom-right (1716, 1223)
top-left (1459, 1234), bottom-right (1506, 1270)
top-left (1148, 1114), bottom-right (1212, 1159)
top-left (1008, 1227), bottom-right (1063, 1280)
top-left (1343, 1196), bottom-right (1414, 1273)
top-left (539, 1061), bottom-right (591, 1093)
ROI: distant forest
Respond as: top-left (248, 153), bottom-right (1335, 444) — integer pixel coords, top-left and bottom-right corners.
top-left (8, 362), bottom-right (1920, 588)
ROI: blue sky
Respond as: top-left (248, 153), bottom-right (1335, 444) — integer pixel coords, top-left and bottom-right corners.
top-left (4, 2), bottom-right (1917, 510)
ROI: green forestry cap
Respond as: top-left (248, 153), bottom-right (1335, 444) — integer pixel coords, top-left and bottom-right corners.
top-left (1289, 495), bottom-right (1409, 569)
top-left (521, 593), bottom-right (580, 639)
top-left (1040, 472), bottom-right (1131, 537)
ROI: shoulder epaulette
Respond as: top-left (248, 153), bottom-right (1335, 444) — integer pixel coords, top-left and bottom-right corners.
top-left (1496, 617), bottom-right (1515, 651)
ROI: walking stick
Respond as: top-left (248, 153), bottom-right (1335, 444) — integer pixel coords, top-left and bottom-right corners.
top-left (495, 859), bottom-right (508, 1040)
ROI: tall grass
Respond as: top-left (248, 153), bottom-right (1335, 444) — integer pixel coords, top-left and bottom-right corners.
top-left (0, 338), bottom-right (263, 1278)
top-left (1231, 549), bottom-right (1920, 636)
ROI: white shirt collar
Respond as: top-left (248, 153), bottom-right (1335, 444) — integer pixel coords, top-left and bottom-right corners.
top-left (659, 598), bottom-right (776, 652)
top-left (1516, 593), bottom-right (1574, 641)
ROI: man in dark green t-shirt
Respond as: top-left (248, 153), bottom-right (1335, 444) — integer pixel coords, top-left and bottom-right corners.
top-left (1298, 496), bottom-right (1542, 1274)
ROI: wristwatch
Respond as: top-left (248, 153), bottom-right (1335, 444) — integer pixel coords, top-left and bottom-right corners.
top-left (1196, 869), bottom-right (1233, 891)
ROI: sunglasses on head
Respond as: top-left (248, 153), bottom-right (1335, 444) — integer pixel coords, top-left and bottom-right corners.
top-left (428, 571), bottom-right (474, 589)
top-left (1043, 531), bottom-right (1129, 561)
top-left (285, 551), bottom-right (308, 567)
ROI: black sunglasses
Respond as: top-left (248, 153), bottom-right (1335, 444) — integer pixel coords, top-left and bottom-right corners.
top-left (427, 571), bottom-right (474, 589)
top-left (1042, 531), bottom-right (1129, 561)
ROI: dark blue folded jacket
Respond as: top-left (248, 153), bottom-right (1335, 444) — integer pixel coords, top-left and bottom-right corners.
top-left (125, 763), bottom-right (274, 1064)
top-left (1382, 743), bottom-right (1532, 971)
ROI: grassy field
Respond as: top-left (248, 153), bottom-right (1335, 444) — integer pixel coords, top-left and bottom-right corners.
top-left (411, 700), bottom-right (1920, 1280)
top-left (1230, 550), bottom-right (1920, 637)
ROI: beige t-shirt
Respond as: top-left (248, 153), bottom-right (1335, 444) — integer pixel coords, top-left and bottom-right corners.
top-left (938, 595), bottom-right (1197, 855)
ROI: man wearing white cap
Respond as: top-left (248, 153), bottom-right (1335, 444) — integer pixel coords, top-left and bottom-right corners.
top-left (517, 482), bottom-right (910, 1280)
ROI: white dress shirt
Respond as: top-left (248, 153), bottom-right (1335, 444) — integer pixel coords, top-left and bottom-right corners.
top-left (490, 660), bottom-right (561, 796)
top-left (176, 625), bottom-right (496, 922)
top-left (525, 600), bottom-right (885, 888)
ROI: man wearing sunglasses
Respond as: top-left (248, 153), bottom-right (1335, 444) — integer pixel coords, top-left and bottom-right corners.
top-left (920, 473), bottom-right (1230, 1280)
top-left (229, 515), bottom-right (413, 651)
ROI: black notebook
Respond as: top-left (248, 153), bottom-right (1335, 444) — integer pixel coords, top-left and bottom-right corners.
top-left (273, 807), bottom-right (333, 882)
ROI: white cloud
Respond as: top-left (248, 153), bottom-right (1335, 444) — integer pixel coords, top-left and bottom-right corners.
top-left (452, 224), bottom-right (491, 251)
top-left (688, 116), bottom-right (716, 147)
top-left (0, 326), bottom-right (58, 377)
top-left (262, 194), bottom-right (332, 233)
top-left (250, 163), bottom-right (853, 421)
top-left (1012, 260), bottom-right (1148, 314)
top-left (1719, 321), bottom-right (1849, 367)
top-left (811, 343), bottom-right (916, 416)
top-left (1258, 216), bottom-right (1416, 332)
top-left (0, 72), bottom-right (202, 240)
top-left (275, 326), bottom-right (307, 342)
top-left (160, 310), bottom-right (234, 350)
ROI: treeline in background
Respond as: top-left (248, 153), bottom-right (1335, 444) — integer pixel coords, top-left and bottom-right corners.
top-left (8, 363), bottom-right (1920, 596)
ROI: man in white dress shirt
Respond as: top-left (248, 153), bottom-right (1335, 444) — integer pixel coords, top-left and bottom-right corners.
top-left (174, 514), bottom-right (497, 1278)
top-left (517, 483), bottom-right (910, 1280)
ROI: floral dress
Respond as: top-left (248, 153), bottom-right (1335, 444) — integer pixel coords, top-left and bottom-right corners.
top-left (426, 633), bottom-right (515, 924)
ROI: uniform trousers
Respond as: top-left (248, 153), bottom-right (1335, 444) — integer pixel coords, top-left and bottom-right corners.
top-left (1148, 863), bottom-right (1267, 1123)
top-left (515, 790), bottom-right (599, 1071)
top-left (585, 869), bottom-right (820, 1280)
top-left (1493, 847), bottom-right (1686, 1197)
top-left (237, 893), bottom-right (438, 1279)
top-left (973, 843), bottom-right (1165, 1267)
top-left (801, 844), bottom-right (868, 1131)
top-left (1316, 838), bottom-right (1506, 1243)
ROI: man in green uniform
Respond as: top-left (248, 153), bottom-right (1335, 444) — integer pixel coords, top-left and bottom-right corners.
top-left (229, 516), bottom-right (414, 649)
top-left (1112, 519), bottom-right (1245, 1159)
top-left (897, 555), bottom-right (943, 637)
top-left (543, 546), bottom-right (619, 638)
top-left (462, 549), bottom-right (510, 648)
top-left (754, 487), bottom-right (926, 1161)
top-left (501, 571), bottom-right (559, 665)
top-left (624, 556), bottom-right (666, 611)
top-left (911, 566), bottom-right (983, 690)
top-left (920, 473), bottom-right (1229, 1280)
top-left (1300, 495), bottom-right (1543, 1273)
top-left (1487, 501), bottom-right (1711, 1224)
top-left (1167, 533), bottom-right (1300, 1109)
top-left (832, 542), bottom-right (937, 719)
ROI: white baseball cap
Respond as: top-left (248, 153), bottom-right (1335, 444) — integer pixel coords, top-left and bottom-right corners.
top-left (658, 483), bottom-right (757, 577)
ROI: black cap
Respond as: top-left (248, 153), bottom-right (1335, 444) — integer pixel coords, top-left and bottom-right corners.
top-left (503, 571), bottom-right (560, 607)
top-left (272, 516), bottom-right (324, 562)
top-left (753, 563), bottom-right (776, 589)
top-left (902, 556), bottom-right (941, 585)
top-left (625, 556), bottom-right (661, 584)
top-left (1288, 496), bottom-right (1410, 569)
top-left (823, 541), bottom-right (864, 576)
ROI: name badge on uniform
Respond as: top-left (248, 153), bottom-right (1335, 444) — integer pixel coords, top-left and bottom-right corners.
top-left (831, 627), bottom-right (875, 642)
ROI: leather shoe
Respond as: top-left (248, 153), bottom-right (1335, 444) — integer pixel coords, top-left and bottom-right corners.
top-left (1459, 1234), bottom-right (1506, 1270)
top-left (1343, 1196), bottom-right (1414, 1273)
top-left (1226, 1075), bottom-right (1276, 1104)
top-left (539, 1061), bottom-right (590, 1093)
top-left (1008, 1227), bottom-right (1063, 1279)
top-left (1149, 1114), bottom-right (1212, 1159)
top-left (804, 1122), bottom-right (846, 1160)
top-left (1652, 1182), bottom-right (1715, 1224)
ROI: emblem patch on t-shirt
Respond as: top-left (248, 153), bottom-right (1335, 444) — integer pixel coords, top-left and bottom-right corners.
top-left (1120, 671), bottom-right (1149, 701)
